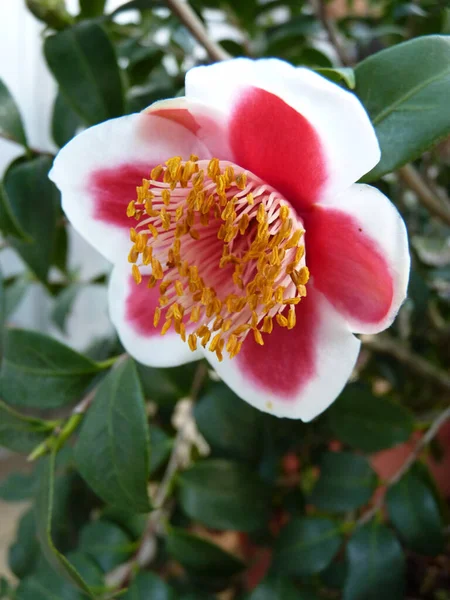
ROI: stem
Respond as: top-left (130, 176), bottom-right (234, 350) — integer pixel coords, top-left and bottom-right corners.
top-left (358, 405), bottom-right (450, 526)
top-left (398, 164), bottom-right (450, 227)
top-left (362, 334), bottom-right (450, 393)
top-left (165, 0), bottom-right (231, 62)
top-left (314, 0), bottom-right (351, 66)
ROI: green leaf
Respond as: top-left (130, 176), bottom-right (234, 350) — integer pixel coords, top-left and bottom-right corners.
top-left (0, 79), bottom-right (27, 146)
top-left (51, 284), bottom-right (82, 334)
top-left (8, 509), bottom-right (40, 578)
top-left (310, 452), bottom-right (377, 512)
top-left (0, 176), bottom-right (32, 242)
top-left (327, 384), bottom-right (414, 452)
top-left (0, 328), bottom-right (101, 408)
top-left (386, 470), bottom-right (444, 555)
top-left (315, 67), bottom-right (355, 89)
top-left (355, 35), bottom-right (450, 180)
top-left (247, 577), bottom-right (303, 600)
top-left (78, 520), bottom-right (132, 572)
top-left (123, 572), bottom-right (177, 600)
top-left (273, 517), bottom-right (342, 577)
top-left (0, 399), bottom-right (52, 453)
top-left (74, 359), bottom-right (152, 513)
top-left (166, 527), bottom-right (245, 576)
top-left (51, 92), bottom-right (83, 148)
top-left (178, 459), bottom-right (271, 532)
top-left (3, 156), bottom-right (59, 282)
top-left (149, 425), bottom-right (173, 475)
top-left (0, 473), bottom-right (36, 502)
top-left (79, 0), bottom-right (107, 17)
top-left (5, 274), bottom-right (30, 319)
top-left (137, 361), bottom-right (200, 406)
top-left (194, 383), bottom-right (263, 462)
top-left (44, 21), bottom-right (125, 125)
top-left (343, 522), bottom-right (405, 600)
top-left (35, 451), bottom-right (96, 598)
top-left (15, 552), bottom-right (103, 600)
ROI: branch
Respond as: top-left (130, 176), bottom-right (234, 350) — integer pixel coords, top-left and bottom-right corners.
top-left (165, 0), bottom-right (231, 62)
top-left (314, 0), bottom-right (351, 66)
top-left (362, 335), bottom-right (450, 393)
top-left (398, 164), bottom-right (450, 227)
top-left (358, 405), bottom-right (450, 526)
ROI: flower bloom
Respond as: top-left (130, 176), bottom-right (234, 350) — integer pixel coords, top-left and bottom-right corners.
top-left (50, 58), bottom-right (409, 421)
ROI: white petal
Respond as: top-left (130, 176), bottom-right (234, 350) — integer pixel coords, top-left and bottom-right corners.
top-left (50, 112), bottom-right (209, 263)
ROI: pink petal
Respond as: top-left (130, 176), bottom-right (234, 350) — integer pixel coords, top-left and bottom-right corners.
top-left (229, 86), bottom-right (326, 209)
top-left (305, 184), bottom-right (410, 334)
top-left (186, 58), bottom-right (380, 207)
top-left (108, 263), bottom-right (201, 367)
top-left (203, 288), bottom-right (360, 421)
top-left (49, 113), bottom-right (209, 263)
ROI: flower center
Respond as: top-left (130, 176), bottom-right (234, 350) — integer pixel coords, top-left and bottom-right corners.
top-left (126, 156), bottom-right (309, 361)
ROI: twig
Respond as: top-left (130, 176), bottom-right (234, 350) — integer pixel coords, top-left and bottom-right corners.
top-left (165, 0), bottom-right (231, 62)
top-left (398, 164), bottom-right (450, 227)
top-left (358, 405), bottom-right (450, 526)
top-left (362, 334), bottom-right (450, 393)
top-left (106, 362), bottom-right (208, 590)
top-left (314, 0), bottom-right (351, 66)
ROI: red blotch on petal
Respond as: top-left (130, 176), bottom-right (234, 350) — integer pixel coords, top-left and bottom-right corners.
top-left (238, 293), bottom-right (318, 398)
top-left (305, 205), bottom-right (394, 326)
top-left (125, 274), bottom-right (160, 336)
top-left (89, 163), bottom-right (153, 228)
top-left (229, 87), bottom-right (326, 211)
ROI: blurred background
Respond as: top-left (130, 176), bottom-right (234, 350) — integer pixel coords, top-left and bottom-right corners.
top-left (1, 0), bottom-right (450, 599)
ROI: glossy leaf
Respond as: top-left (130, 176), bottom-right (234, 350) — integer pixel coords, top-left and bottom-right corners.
top-left (166, 527), bottom-right (245, 576)
top-left (273, 517), bottom-right (342, 576)
top-left (51, 92), bottom-right (83, 148)
top-left (35, 452), bottom-right (96, 598)
top-left (0, 78), bottom-right (27, 146)
top-left (79, 0), bottom-right (107, 17)
top-left (122, 572), bottom-right (177, 600)
top-left (310, 452), bottom-right (378, 512)
top-left (344, 522), bottom-right (405, 600)
top-left (8, 510), bottom-right (40, 579)
top-left (3, 156), bottom-right (59, 282)
top-left (316, 67), bottom-right (355, 88)
top-left (149, 425), bottom-right (173, 475)
top-left (356, 35), bottom-right (450, 179)
top-left (44, 21), bottom-right (125, 125)
top-left (386, 470), bottom-right (444, 555)
top-left (74, 359), bottom-right (152, 513)
top-left (79, 520), bottom-right (133, 572)
top-left (137, 361), bottom-right (200, 405)
top-left (0, 399), bottom-right (52, 453)
top-left (248, 577), bottom-right (320, 600)
top-left (0, 329), bottom-right (101, 408)
top-left (327, 384), bottom-right (414, 452)
top-left (178, 459), bottom-right (271, 532)
top-left (194, 383), bottom-right (263, 462)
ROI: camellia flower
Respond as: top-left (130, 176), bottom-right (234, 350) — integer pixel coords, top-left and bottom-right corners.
top-left (50, 58), bottom-right (409, 421)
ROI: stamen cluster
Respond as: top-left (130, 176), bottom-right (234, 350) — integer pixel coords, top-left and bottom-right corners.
top-left (126, 156), bottom-right (309, 361)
